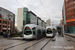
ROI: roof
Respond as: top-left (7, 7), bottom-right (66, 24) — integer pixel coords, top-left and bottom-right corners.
top-left (0, 7), bottom-right (15, 15)
top-left (30, 11), bottom-right (36, 16)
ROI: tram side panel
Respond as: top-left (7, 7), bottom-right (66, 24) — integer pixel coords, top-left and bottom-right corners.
top-left (36, 26), bottom-right (46, 40)
top-left (36, 27), bottom-right (41, 40)
top-left (41, 28), bottom-right (46, 38)
top-left (52, 29), bottom-right (56, 37)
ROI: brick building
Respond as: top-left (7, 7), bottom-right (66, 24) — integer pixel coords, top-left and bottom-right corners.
top-left (62, 0), bottom-right (75, 33)
top-left (0, 7), bottom-right (15, 34)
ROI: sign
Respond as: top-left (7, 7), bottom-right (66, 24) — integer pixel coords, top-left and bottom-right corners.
top-left (48, 28), bottom-right (51, 30)
top-left (25, 27), bottom-right (30, 29)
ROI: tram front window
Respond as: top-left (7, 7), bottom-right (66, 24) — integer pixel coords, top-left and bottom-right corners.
top-left (47, 30), bottom-right (52, 34)
top-left (24, 31), bottom-right (32, 35)
top-left (24, 27), bottom-right (32, 35)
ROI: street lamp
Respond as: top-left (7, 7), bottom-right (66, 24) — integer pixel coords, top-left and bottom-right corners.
top-left (8, 15), bottom-right (12, 37)
top-left (51, 22), bottom-right (54, 27)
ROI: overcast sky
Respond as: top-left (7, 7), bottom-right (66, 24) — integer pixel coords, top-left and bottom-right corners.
top-left (0, 0), bottom-right (64, 27)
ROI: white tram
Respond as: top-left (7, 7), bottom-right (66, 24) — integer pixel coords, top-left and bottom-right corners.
top-left (46, 26), bottom-right (54, 38)
top-left (23, 24), bottom-right (46, 40)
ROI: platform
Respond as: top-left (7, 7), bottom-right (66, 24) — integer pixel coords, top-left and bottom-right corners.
top-left (65, 33), bottom-right (75, 37)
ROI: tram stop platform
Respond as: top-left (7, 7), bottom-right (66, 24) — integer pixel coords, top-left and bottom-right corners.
top-left (65, 33), bottom-right (75, 37)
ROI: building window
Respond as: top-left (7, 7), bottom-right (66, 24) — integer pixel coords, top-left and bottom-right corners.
top-left (66, 0), bottom-right (67, 1)
top-left (0, 20), bottom-right (1, 23)
top-left (3, 25), bottom-right (7, 28)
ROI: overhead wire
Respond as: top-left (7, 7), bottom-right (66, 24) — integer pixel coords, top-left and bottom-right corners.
top-left (39, 0), bottom-right (50, 19)
top-left (16, 0), bottom-right (25, 7)
top-left (16, 0), bottom-right (50, 19)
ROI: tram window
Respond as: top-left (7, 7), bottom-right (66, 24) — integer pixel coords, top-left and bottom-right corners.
top-left (24, 27), bottom-right (32, 35)
top-left (32, 27), bottom-right (36, 35)
top-left (52, 29), bottom-right (55, 33)
top-left (47, 30), bottom-right (52, 34)
top-left (33, 31), bottom-right (36, 35)
top-left (24, 31), bottom-right (32, 35)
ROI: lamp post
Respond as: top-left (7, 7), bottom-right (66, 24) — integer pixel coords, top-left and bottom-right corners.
top-left (8, 15), bottom-right (12, 37)
top-left (51, 22), bottom-right (54, 28)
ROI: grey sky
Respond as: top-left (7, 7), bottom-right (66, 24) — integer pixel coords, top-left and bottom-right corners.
top-left (0, 0), bottom-right (64, 26)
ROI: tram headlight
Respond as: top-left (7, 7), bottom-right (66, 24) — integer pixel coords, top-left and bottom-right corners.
top-left (30, 34), bottom-right (32, 36)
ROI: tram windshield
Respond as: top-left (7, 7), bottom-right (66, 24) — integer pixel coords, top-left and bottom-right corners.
top-left (47, 28), bottom-right (52, 34)
top-left (32, 27), bottom-right (36, 35)
top-left (24, 27), bottom-right (32, 35)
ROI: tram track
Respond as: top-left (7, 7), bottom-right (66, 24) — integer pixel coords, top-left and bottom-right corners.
top-left (0, 38), bottom-right (25, 47)
top-left (24, 38), bottom-right (46, 50)
top-left (0, 39), bottom-right (9, 42)
top-left (24, 38), bottom-right (52, 50)
top-left (0, 40), bottom-right (26, 47)
top-left (0, 40), bottom-right (3, 42)
top-left (40, 38), bottom-right (52, 50)
top-left (4, 38), bottom-right (46, 50)
top-left (0, 38), bottom-right (22, 43)
top-left (3, 37), bottom-right (53, 50)
top-left (65, 35), bottom-right (75, 42)
top-left (4, 41), bottom-right (31, 50)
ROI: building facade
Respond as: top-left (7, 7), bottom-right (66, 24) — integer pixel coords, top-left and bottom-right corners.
top-left (62, 0), bottom-right (75, 33)
top-left (59, 20), bottom-right (63, 27)
top-left (17, 7), bottom-right (46, 32)
top-left (0, 7), bottom-right (15, 34)
top-left (46, 19), bottom-right (51, 26)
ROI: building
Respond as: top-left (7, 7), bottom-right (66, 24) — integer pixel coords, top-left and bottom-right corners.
top-left (46, 19), bottom-right (51, 26)
top-left (17, 8), bottom-right (28, 31)
top-left (41, 20), bottom-right (46, 27)
top-left (59, 20), bottom-right (63, 27)
top-left (26, 11), bottom-right (37, 25)
top-left (62, 0), bottom-right (75, 33)
top-left (17, 7), bottom-right (46, 32)
top-left (0, 7), bottom-right (15, 34)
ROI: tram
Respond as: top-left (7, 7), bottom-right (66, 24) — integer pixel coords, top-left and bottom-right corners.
top-left (23, 24), bottom-right (46, 40)
top-left (46, 26), bottom-right (54, 38)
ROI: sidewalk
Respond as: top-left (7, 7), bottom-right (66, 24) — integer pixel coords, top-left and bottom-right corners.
top-left (65, 33), bottom-right (75, 37)
top-left (0, 36), bottom-right (3, 38)
top-left (8, 37), bottom-right (23, 40)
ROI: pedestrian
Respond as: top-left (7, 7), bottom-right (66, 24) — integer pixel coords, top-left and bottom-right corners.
top-left (7, 33), bottom-right (10, 38)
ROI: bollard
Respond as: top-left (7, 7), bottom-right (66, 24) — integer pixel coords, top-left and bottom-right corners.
top-left (36, 36), bottom-right (37, 41)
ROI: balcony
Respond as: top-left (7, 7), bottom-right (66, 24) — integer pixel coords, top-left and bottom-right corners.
top-left (3, 24), bottom-right (7, 26)
top-left (2, 28), bottom-right (7, 30)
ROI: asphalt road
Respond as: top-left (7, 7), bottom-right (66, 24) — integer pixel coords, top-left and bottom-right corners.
top-left (0, 33), bottom-right (75, 50)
